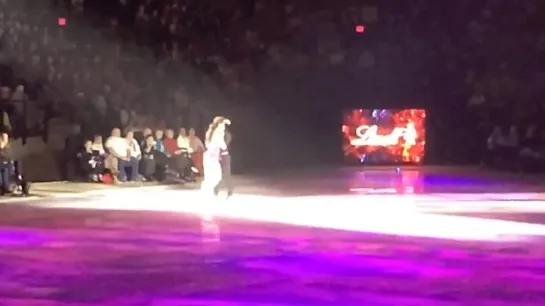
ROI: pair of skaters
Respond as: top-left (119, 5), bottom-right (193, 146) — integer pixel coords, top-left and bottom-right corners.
top-left (201, 116), bottom-right (233, 199)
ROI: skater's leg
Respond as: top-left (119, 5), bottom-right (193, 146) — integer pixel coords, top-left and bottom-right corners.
top-left (222, 155), bottom-right (233, 197)
top-left (202, 160), bottom-right (222, 196)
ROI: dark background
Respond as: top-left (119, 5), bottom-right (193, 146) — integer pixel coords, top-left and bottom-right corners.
top-left (2, 0), bottom-right (543, 175)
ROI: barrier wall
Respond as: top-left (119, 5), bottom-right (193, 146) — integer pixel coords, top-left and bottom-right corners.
top-left (12, 118), bottom-right (71, 182)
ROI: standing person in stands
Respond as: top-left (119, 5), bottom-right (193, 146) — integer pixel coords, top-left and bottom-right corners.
top-left (214, 123), bottom-right (233, 198)
top-left (201, 116), bottom-right (230, 198)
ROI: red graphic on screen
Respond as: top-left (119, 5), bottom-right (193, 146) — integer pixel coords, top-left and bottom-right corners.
top-left (342, 109), bottom-right (426, 164)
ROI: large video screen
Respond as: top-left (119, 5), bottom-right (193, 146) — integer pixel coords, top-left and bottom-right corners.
top-left (342, 109), bottom-right (426, 164)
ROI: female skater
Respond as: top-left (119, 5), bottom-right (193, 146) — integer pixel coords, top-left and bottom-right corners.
top-left (201, 116), bottom-right (231, 198)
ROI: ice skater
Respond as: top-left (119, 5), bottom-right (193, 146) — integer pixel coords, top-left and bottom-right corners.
top-left (214, 124), bottom-right (233, 199)
top-left (201, 116), bottom-right (231, 199)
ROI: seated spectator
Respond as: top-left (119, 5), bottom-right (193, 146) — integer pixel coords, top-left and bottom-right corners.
top-left (8, 160), bottom-right (30, 197)
top-left (91, 135), bottom-right (106, 156)
top-left (124, 130), bottom-right (142, 182)
top-left (188, 128), bottom-right (205, 152)
top-left (188, 128), bottom-right (205, 173)
top-left (141, 128), bottom-right (153, 146)
top-left (105, 128), bottom-right (130, 183)
top-left (178, 128), bottom-right (199, 181)
top-left (154, 129), bottom-right (166, 154)
top-left (519, 126), bottom-right (545, 172)
top-left (140, 135), bottom-right (157, 180)
top-left (519, 126), bottom-right (541, 153)
top-left (164, 129), bottom-right (179, 157)
top-left (0, 131), bottom-right (14, 195)
top-left (486, 126), bottom-right (502, 165)
top-left (164, 128), bottom-right (193, 181)
top-left (487, 125), bottom-right (519, 169)
top-left (79, 140), bottom-right (105, 182)
top-left (177, 127), bottom-right (190, 152)
top-left (152, 129), bottom-right (168, 181)
top-left (0, 131), bottom-right (29, 196)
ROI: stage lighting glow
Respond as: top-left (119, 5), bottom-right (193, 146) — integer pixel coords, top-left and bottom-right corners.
top-left (34, 189), bottom-right (545, 242)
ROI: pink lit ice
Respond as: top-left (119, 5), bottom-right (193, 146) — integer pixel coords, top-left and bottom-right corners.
top-left (37, 189), bottom-right (545, 242)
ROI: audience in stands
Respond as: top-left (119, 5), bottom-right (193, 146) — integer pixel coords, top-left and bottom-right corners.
top-left (71, 126), bottom-right (202, 184)
top-left (485, 124), bottom-right (545, 172)
top-left (4, 0), bottom-right (545, 185)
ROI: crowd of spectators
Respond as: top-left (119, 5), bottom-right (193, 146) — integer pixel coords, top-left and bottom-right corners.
top-left (72, 126), bottom-right (204, 183)
top-left (486, 124), bottom-right (545, 173)
top-left (1, 0), bottom-right (226, 140)
top-left (1, 0), bottom-right (545, 182)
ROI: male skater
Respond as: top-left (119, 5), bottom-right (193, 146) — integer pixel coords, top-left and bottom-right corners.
top-left (214, 125), bottom-right (233, 198)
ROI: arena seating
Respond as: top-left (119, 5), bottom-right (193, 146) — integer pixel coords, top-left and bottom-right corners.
top-left (1, 0), bottom-right (545, 182)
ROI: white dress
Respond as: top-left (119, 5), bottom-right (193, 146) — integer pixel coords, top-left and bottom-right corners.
top-left (201, 131), bottom-right (226, 195)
